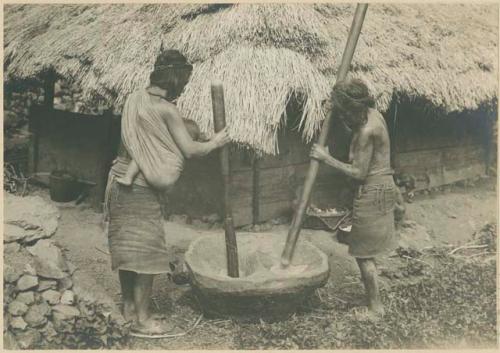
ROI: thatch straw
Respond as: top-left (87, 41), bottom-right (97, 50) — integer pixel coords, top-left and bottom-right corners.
top-left (163, 4), bottom-right (331, 63)
top-left (4, 3), bottom-right (498, 154)
top-left (315, 3), bottom-right (498, 112)
top-left (177, 46), bottom-right (330, 154)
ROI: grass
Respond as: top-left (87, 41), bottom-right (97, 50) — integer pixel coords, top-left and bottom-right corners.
top-left (233, 253), bottom-right (497, 349)
top-left (129, 243), bottom-right (496, 350)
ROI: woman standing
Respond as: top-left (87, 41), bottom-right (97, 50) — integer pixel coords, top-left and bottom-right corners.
top-left (310, 78), bottom-right (403, 317)
top-left (105, 50), bottom-right (229, 336)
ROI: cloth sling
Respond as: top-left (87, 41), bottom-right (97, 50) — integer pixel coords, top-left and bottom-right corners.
top-left (121, 89), bottom-right (184, 189)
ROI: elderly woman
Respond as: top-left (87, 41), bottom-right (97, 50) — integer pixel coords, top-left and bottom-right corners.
top-left (105, 50), bottom-right (229, 336)
top-left (310, 78), bottom-right (403, 317)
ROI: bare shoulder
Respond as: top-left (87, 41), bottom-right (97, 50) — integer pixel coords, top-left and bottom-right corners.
top-left (357, 123), bottom-right (373, 144)
top-left (366, 108), bottom-right (387, 136)
top-left (156, 99), bottom-right (181, 118)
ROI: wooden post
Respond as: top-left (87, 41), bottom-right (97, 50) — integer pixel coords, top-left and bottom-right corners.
top-left (29, 72), bottom-right (55, 175)
top-left (43, 71), bottom-right (55, 108)
top-left (252, 154), bottom-right (260, 224)
top-left (211, 82), bottom-right (239, 278)
top-left (281, 4), bottom-right (369, 267)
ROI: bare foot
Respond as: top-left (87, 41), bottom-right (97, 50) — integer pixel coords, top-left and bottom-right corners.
top-left (116, 177), bottom-right (132, 186)
top-left (131, 317), bottom-right (177, 337)
top-left (369, 302), bottom-right (385, 317)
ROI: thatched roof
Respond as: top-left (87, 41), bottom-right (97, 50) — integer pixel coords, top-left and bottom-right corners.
top-left (4, 4), bottom-right (498, 154)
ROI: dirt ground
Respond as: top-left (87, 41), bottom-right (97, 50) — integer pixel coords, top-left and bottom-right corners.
top-left (32, 176), bottom-right (497, 349)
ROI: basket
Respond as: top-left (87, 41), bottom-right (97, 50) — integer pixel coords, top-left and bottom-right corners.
top-left (303, 209), bottom-right (351, 232)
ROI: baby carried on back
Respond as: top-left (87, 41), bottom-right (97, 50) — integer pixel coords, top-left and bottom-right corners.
top-left (116, 89), bottom-right (200, 190)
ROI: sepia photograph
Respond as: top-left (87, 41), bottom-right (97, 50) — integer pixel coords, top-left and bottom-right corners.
top-left (2, 2), bottom-right (498, 350)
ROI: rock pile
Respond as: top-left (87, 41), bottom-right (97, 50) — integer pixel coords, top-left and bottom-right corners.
top-left (4, 87), bottom-right (44, 135)
top-left (4, 79), bottom-right (110, 142)
top-left (4, 194), bottom-right (129, 349)
top-left (53, 80), bottom-right (110, 115)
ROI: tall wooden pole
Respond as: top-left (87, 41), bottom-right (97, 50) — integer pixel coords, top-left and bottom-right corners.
top-left (281, 4), bottom-right (369, 267)
top-left (211, 82), bottom-right (239, 278)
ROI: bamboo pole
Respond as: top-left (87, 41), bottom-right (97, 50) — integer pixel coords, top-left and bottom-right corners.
top-left (211, 82), bottom-right (239, 278)
top-left (281, 4), bottom-right (369, 267)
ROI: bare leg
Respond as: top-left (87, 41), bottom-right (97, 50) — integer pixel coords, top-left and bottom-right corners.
top-left (116, 160), bottom-right (140, 186)
top-left (356, 258), bottom-right (385, 316)
top-left (133, 274), bottom-right (154, 325)
top-left (131, 273), bottom-right (174, 335)
top-left (118, 270), bottom-right (136, 322)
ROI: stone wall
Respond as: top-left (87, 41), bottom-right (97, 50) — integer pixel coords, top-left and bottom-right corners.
top-left (3, 194), bottom-right (129, 349)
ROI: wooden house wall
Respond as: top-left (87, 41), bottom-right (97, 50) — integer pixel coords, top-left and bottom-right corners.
top-left (26, 101), bottom-right (492, 226)
top-left (387, 105), bottom-right (491, 190)
top-left (166, 125), bottom-right (354, 226)
top-left (28, 107), bottom-right (118, 210)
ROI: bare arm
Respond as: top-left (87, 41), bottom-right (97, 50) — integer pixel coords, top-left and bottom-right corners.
top-left (310, 129), bottom-right (373, 181)
top-left (162, 104), bottom-right (228, 158)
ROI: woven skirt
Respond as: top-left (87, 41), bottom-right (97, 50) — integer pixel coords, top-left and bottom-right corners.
top-left (348, 177), bottom-right (398, 258)
top-left (107, 179), bottom-right (170, 274)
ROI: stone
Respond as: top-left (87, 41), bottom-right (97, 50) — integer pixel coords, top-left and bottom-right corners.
top-left (74, 102), bottom-right (84, 113)
top-left (40, 321), bottom-right (57, 342)
top-left (24, 304), bottom-right (49, 327)
top-left (4, 284), bottom-right (16, 305)
top-left (53, 97), bottom-right (63, 108)
top-left (4, 224), bottom-right (28, 243)
top-left (4, 242), bottom-right (21, 254)
top-left (41, 290), bottom-right (60, 305)
top-left (54, 82), bottom-right (62, 96)
top-left (66, 261), bottom-right (78, 275)
top-left (4, 331), bottom-right (20, 349)
top-left (17, 275), bottom-right (38, 291)
top-left (4, 194), bottom-right (60, 240)
top-left (58, 276), bottom-right (73, 291)
top-left (16, 291), bottom-right (35, 305)
top-left (14, 329), bottom-right (42, 349)
top-left (4, 314), bottom-right (10, 332)
top-left (52, 312), bottom-right (75, 333)
top-left (27, 239), bottom-right (67, 279)
top-left (4, 263), bottom-right (23, 283)
top-left (8, 301), bottom-right (29, 316)
top-left (38, 301), bottom-right (52, 316)
top-left (10, 316), bottom-right (28, 331)
top-left (52, 304), bottom-right (80, 320)
top-left (38, 279), bottom-right (58, 292)
top-left (24, 263), bottom-right (37, 276)
top-left (60, 290), bottom-right (75, 305)
top-left (33, 256), bottom-right (66, 280)
top-left (23, 230), bottom-right (48, 244)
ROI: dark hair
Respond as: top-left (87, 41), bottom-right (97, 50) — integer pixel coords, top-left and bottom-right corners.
top-left (331, 78), bottom-right (375, 127)
top-left (149, 50), bottom-right (193, 101)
